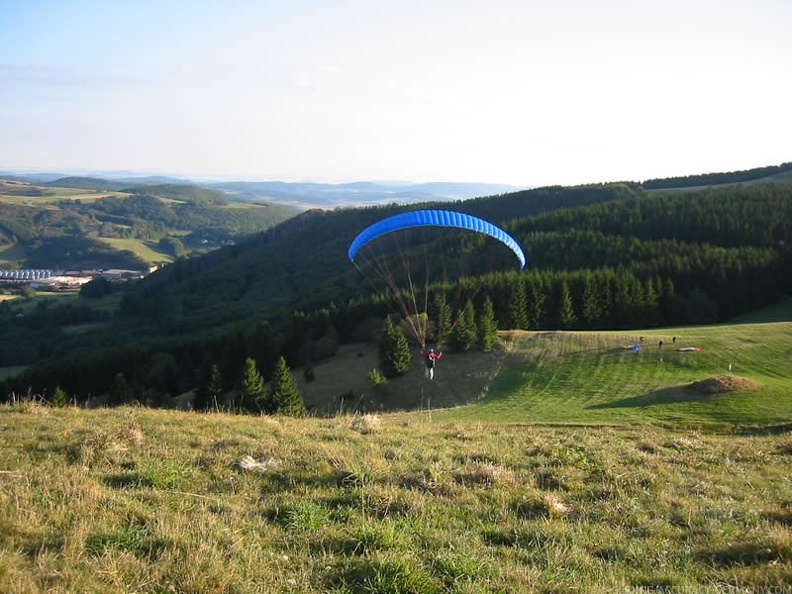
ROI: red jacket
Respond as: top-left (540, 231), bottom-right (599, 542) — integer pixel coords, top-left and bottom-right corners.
top-left (423, 350), bottom-right (442, 367)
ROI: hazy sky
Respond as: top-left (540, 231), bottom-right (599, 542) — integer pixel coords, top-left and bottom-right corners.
top-left (1, 0), bottom-right (789, 186)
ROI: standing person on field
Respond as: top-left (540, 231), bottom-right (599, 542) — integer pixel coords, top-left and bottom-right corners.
top-left (422, 348), bottom-right (443, 380)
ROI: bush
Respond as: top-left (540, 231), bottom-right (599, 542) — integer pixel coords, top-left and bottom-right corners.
top-left (367, 368), bottom-right (387, 386)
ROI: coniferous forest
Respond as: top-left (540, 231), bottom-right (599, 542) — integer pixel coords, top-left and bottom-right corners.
top-left (1, 170), bottom-right (791, 411)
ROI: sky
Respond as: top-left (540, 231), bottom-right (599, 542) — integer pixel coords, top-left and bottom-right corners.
top-left (1, 0), bottom-right (790, 187)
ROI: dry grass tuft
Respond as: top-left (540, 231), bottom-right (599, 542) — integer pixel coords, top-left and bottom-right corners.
top-left (350, 413), bottom-right (381, 434)
top-left (454, 462), bottom-right (518, 488)
top-left (544, 494), bottom-right (571, 516)
top-left (20, 395), bottom-right (49, 415)
top-left (237, 455), bottom-right (280, 473)
top-left (122, 422), bottom-right (144, 446)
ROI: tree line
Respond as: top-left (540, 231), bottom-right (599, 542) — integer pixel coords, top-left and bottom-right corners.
top-left (2, 180), bottom-right (790, 409)
top-left (640, 162), bottom-right (792, 190)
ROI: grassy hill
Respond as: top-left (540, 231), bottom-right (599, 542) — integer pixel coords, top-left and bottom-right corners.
top-left (1, 402), bottom-right (790, 592)
top-left (1, 164), bottom-right (790, 407)
top-left (1, 301), bottom-right (790, 593)
top-left (295, 299), bottom-right (792, 426)
top-left (0, 167), bottom-right (790, 591)
top-left (0, 178), bottom-right (298, 269)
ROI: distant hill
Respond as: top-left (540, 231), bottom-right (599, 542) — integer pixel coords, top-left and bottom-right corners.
top-left (14, 175), bottom-right (525, 210)
top-left (0, 171), bottom-right (70, 183)
top-left (114, 175), bottom-right (193, 184)
top-left (0, 178), bottom-right (298, 270)
top-left (208, 180), bottom-right (525, 209)
top-left (41, 176), bottom-right (132, 191)
top-left (111, 176), bottom-right (792, 333)
top-left (1, 163), bottom-right (791, 406)
top-left (642, 162), bottom-right (792, 190)
top-left (123, 183), bottom-right (229, 206)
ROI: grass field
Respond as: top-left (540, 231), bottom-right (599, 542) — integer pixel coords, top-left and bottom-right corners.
top-left (0, 406), bottom-right (790, 593)
top-left (1, 302), bottom-right (791, 592)
top-left (298, 300), bottom-right (792, 427)
top-left (96, 237), bottom-right (174, 265)
top-left (439, 320), bottom-right (792, 426)
top-left (0, 242), bottom-right (31, 268)
top-left (0, 182), bottom-right (127, 206)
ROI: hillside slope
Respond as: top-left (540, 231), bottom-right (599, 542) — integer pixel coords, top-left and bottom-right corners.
top-left (0, 178), bottom-right (298, 269)
top-left (442, 321), bottom-right (792, 425)
top-left (115, 182), bottom-right (648, 322)
top-left (2, 406), bottom-right (790, 592)
top-left (116, 177), bottom-right (792, 329)
top-left (2, 166), bottom-right (791, 406)
top-left (293, 301), bottom-right (792, 425)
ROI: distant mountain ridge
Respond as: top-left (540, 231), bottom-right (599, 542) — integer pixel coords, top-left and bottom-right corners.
top-left (0, 170), bottom-right (525, 209)
top-left (5, 161), bottom-right (792, 209)
top-left (203, 180), bottom-right (526, 209)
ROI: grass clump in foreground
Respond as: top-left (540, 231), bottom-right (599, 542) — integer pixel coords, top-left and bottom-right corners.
top-left (1, 405), bottom-right (791, 592)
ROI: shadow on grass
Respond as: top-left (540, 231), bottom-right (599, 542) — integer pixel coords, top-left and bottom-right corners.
top-left (587, 386), bottom-right (713, 409)
top-left (728, 295), bottom-right (792, 324)
top-left (101, 472), bottom-right (144, 488)
top-left (699, 540), bottom-right (792, 567)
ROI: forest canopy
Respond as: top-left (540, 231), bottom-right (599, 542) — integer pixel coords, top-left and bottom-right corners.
top-left (1, 175), bottom-right (790, 408)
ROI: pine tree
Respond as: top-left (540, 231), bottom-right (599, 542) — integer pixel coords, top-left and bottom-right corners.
top-left (660, 277), bottom-right (681, 326)
top-left (193, 359), bottom-right (213, 411)
top-left (611, 272), bottom-right (633, 328)
top-left (206, 364), bottom-right (223, 411)
top-left (581, 272), bottom-right (601, 328)
top-left (449, 300), bottom-right (477, 352)
top-left (558, 280), bottom-right (577, 328)
top-left (238, 357), bottom-right (266, 413)
top-left (249, 321), bottom-right (276, 375)
top-left (379, 315), bottom-right (412, 378)
top-left (269, 356), bottom-right (305, 417)
top-left (641, 276), bottom-right (660, 327)
top-left (526, 280), bottom-right (545, 330)
top-left (507, 279), bottom-right (528, 329)
top-left (429, 292), bottom-right (452, 344)
top-left (51, 385), bottom-right (68, 408)
top-left (478, 296), bottom-right (498, 352)
top-left (109, 372), bottom-right (133, 406)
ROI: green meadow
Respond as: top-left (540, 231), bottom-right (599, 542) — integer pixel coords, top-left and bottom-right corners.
top-left (96, 237), bottom-right (175, 265)
top-left (0, 407), bottom-right (790, 593)
top-left (1, 306), bottom-right (791, 592)
top-left (440, 320), bottom-right (792, 426)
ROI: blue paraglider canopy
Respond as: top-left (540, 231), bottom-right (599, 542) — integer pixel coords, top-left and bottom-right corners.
top-left (348, 209), bottom-right (526, 269)
top-left (347, 209), bottom-right (527, 347)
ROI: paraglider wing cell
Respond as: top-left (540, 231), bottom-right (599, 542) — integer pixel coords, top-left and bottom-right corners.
top-left (348, 209), bottom-right (526, 269)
